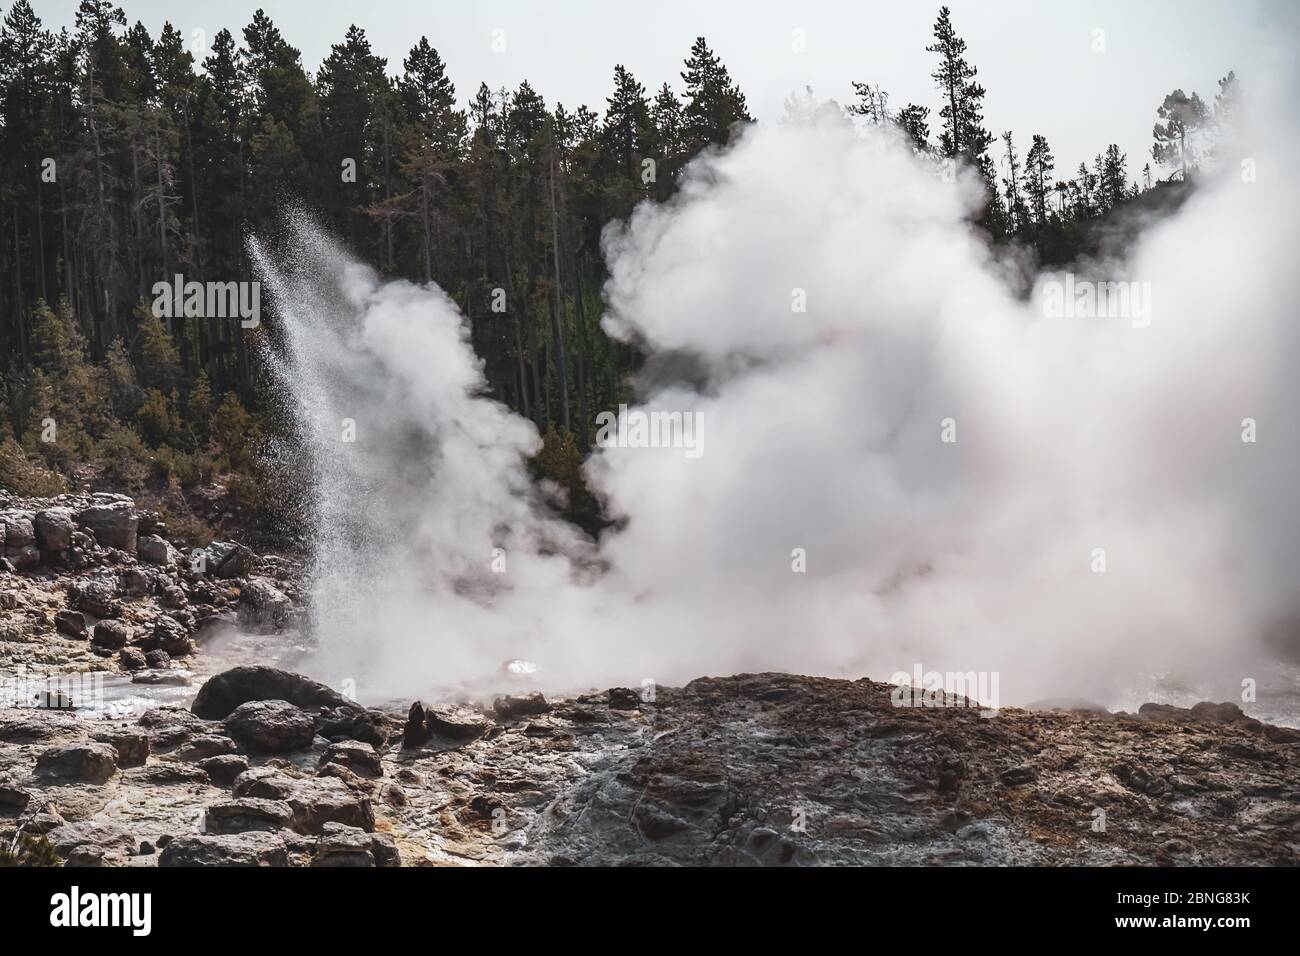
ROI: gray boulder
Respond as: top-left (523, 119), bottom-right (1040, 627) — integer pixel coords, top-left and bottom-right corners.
top-left (224, 699), bottom-right (316, 753)
top-left (158, 831), bottom-right (288, 867)
top-left (137, 534), bottom-right (177, 566)
top-left (76, 501), bottom-right (139, 552)
top-left (34, 508), bottom-right (76, 552)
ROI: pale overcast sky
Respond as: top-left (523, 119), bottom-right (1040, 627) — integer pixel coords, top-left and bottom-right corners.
top-left (28, 0), bottom-right (1291, 180)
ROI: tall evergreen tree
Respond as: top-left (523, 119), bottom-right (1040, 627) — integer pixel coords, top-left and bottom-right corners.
top-left (680, 37), bottom-right (751, 150)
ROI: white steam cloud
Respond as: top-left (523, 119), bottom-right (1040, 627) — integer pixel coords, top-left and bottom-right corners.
top-left (252, 50), bottom-right (1300, 709)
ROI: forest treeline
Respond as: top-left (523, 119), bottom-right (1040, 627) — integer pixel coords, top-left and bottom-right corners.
top-left (0, 1), bottom-right (1239, 535)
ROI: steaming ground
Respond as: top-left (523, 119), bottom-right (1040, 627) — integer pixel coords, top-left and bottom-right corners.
top-left (251, 65), bottom-right (1300, 713)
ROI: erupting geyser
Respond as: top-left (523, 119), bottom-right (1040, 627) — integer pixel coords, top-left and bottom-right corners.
top-left (252, 70), bottom-right (1300, 708)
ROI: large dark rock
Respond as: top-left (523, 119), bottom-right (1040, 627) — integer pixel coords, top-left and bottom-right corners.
top-left (224, 699), bottom-right (316, 753)
top-left (54, 609), bottom-right (86, 638)
top-left (34, 508), bottom-right (76, 552)
top-left (158, 832), bottom-right (288, 867)
top-left (76, 501), bottom-right (138, 552)
top-left (192, 665), bottom-right (351, 720)
top-left (91, 619), bottom-right (132, 648)
top-left (34, 742), bottom-right (119, 784)
top-left (204, 798), bottom-right (294, 834)
top-left (72, 578), bottom-right (122, 619)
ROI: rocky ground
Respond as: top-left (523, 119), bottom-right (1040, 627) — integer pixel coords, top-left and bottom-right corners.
top-left (2, 493), bottom-right (1299, 867)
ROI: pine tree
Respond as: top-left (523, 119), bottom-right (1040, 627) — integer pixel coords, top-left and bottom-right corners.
top-left (680, 37), bottom-right (751, 150)
top-left (895, 104), bottom-right (931, 153)
top-left (1152, 88), bottom-right (1209, 181)
top-left (1099, 144), bottom-right (1128, 209)
top-left (927, 6), bottom-right (991, 164)
top-left (1022, 134), bottom-right (1055, 225)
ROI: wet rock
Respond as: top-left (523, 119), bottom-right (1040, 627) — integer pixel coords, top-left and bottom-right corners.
top-left (34, 508), bottom-right (76, 552)
top-left (46, 820), bottom-right (134, 856)
top-left (198, 754), bottom-right (250, 787)
top-left (76, 501), bottom-right (138, 552)
top-left (34, 742), bottom-right (119, 784)
top-left (137, 534), bottom-right (177, 566)
top-left (225, 700), bottom-right (316, 753)
top-left (158, 831), bottom-right (288, 867)
top-left (192, 665), bottom-right (351, 720)
top-left (319, 740), bottom-right (383, 778)
top-left (54, 609), bottom-right (86, 638)
top-left (119, 647), bottom-right (147, 670)
top-left (205, 798), bottom-right (295, 834)
top-left (91, 619), bottom-right (132, 648)
top-left (493, 692), bottom-right (551, 720)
